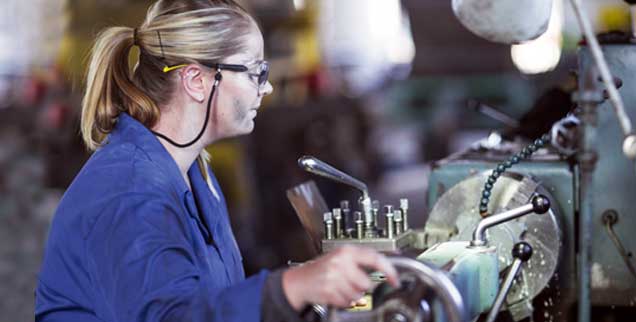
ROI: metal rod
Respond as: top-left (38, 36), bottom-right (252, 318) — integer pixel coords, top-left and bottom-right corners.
top-left (298, 156), bottom-right (369, 196)
top-left (569, 0), bottom-right (632, 137)
top-left (471, 204), bottom-right (534, 246)
top-left (473, 101), bottom-right (520, 128)
top-left (485, 260), bottom-right (523, 322)
top-left (299, 156), bottom-right (373, 227)
top-left (576, 65), bottom-right (600, 322)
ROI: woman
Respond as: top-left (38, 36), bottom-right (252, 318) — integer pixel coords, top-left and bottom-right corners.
top-left (35, 1), bottom-right (398, 321)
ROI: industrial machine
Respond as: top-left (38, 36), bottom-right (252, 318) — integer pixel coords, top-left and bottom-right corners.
top-left (287, 1), bottom-right (636, 322)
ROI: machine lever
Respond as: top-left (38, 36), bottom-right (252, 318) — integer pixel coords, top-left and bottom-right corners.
top-left (298, 156), bottom-right (373, 230)
top-left (471, 194), bottom-right (550, 246)
top-left (485, 242), bottom-right (534, 322)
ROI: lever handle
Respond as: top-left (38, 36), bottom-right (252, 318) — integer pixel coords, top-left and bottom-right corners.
top-left (485, 242), bottom-right (534, 322)
top-left (471, 194), bottom-right (549, 246)
top-left (298, 156), bottom-right (368, 196)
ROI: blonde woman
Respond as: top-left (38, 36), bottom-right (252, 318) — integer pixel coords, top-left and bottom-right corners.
top-left (35, 1), bottom-right (398, 321)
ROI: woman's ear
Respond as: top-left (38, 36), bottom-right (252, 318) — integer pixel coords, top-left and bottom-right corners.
top-left (180, 65), bottom-right (206, 102)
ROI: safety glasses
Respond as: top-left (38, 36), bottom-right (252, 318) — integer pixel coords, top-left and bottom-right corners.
top-left (163, 60), bottom-right (270, 89)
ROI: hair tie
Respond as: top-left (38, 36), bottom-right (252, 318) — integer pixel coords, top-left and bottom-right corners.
top-left (133, 28), bottom-right (139, 46)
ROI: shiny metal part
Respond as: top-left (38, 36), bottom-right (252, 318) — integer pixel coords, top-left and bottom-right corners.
top-left (321, 231), bottom-right (414, 253)
top-left (333, 208), bottom-right (343, 239)
top-left (299, 156), bottom-right (373, 226)
top-left (394, 210), bottom-right (404, 235)
top-left (424, 173), bottom-right (562, 306)
top-left (354, 211), bottom-right (364, 239)
top-left (324, 212), bottom-right (334, 240)
top-left (386, 206), bottom-right (395, 239)
top-left (327, 256), bottom-right (467, 322)
top-left (485, 242), bottom-right (534, 322)
top-left (341, 200), bottom-right (351, 232)
top-left (400, 198), bottom-right (409, 231)
top-left (286, 180), bottom-right (330, 255)
top-left (470, 195), bottom-right (550, 247)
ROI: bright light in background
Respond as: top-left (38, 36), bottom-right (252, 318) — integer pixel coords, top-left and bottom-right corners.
top-left (319, 0), bottom-right (415, 96)
top-left (0, 0), bottom-right (68, 75)
top-left (293, 0), bottom-right (306, 11)
top-left (511, 0), bottom-right (563, 74)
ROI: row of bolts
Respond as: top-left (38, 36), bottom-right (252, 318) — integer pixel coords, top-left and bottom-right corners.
top-left (323, 198), bottom-right (410, 240)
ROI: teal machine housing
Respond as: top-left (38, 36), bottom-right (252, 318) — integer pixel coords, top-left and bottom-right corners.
top-left (424, 42), bottom-right (636, 320)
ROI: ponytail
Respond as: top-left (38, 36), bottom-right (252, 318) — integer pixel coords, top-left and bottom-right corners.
top-left (81, 27), bottom-right (160, 150)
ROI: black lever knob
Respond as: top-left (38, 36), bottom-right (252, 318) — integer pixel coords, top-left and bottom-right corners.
top-left (512, 241), bottom-right (533, 262)
top-left (531, 194), bottom-right (550, 214)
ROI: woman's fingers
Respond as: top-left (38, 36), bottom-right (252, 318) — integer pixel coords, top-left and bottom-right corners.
top-left (347, 247), bottom-right (399, 287)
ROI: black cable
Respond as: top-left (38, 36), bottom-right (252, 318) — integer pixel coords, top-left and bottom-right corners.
top-left (479, 133), bottom-right (551, 216)
top-left (151, 71), bottom-right (222, 148)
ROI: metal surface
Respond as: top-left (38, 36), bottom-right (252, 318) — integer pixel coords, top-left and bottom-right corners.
top-left (485, 260), bottom-right (523, 322)
top-left (423, 171), bottom-right (564, 308)
top-left (299, 156), bottom-right (374, 235)
top-left (286, 180), bottom-right (330, 254)
top-left (321, 230), bottom-right (415, 253)
top-left (579, 44), bottom-right (636, 306)
top-left (327, 256), bottom-right (467, 322)
top-left (575, 60), bottom-right (601, 322)
top-left (471, 194), bottom-right (550, 246)
top-left (417, 241), bottom-right (499, 319)
top-left (485, 242), bottom-right (534, 322)
top-left (471, 203), bottom-right (533, 247)
top-left (569, 0), bottom-right (633, 140)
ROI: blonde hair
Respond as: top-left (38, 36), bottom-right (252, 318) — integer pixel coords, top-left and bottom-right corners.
top-left (81, 0), bottom-right (255, 150)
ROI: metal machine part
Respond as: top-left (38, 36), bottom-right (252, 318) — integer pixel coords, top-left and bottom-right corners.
top-left (286, 180), bottom-right (330, 254)
top-left (299, 156), bottom-right (373, 227)
top-left (471, 194), bottom-right (550, 247)
top-left (485, 242), bottom-right (534, 322)
top-left (321, 231), bottom-right (415, 253)
top-left (297, 156), bottom-right (416, 253)
top-left (416, 241), bottom-right (499, 319)
top-left (422, 172), bottom-right (562, 311)
top-left (326, 256), bottom-right (468, 322)
top-left (578, 43), bottom-right (636, 307)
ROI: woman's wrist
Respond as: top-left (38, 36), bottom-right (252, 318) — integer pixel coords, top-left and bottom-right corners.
top-left (281, 267), bottom-right (306, 311)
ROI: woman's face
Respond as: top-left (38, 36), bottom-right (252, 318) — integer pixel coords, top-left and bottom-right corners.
top-left (209, 26), bottom-right (273, 140)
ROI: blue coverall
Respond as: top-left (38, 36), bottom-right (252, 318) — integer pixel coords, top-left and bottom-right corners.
top-left (36, 113), bottom-right (268, 322)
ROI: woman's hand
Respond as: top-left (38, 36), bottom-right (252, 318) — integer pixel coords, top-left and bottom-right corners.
top-left (281, 245), bottom-right (399, 310)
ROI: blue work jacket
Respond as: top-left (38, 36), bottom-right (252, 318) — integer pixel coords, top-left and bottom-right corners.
top-left (36, 113), bottom-right (268, 322)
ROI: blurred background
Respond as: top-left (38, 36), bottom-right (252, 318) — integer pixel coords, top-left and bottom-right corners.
top-left (0, 0), bottom-right (634, 321)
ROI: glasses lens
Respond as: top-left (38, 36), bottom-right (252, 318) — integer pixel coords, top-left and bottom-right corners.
top-left (258, 61), bottom-right (269, 86)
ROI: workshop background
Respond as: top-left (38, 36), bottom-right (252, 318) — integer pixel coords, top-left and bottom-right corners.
top-left (0, 0), bottom-right (634, 321)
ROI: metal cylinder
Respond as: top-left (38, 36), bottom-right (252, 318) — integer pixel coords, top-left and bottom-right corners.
top-left (340, 200), bottom-right (350, 232)
top-left (399, 198), bottom-right (409, 231)
top-left (394, 210), bottom-right (403, 235)
top-left (385, 205), bottom-right (395, 239)
top-left (333, 208), bottom-right (343, 239)
top-left (355, 211), bottom-right (364, 239)
top-left (324, 212), bottom-right (334, 240)
top-left (372, 200), bottom-right (380, 228)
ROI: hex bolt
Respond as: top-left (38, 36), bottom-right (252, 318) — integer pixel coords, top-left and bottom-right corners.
top-left (333, 208), bottom-right (343, 239)
top-left (355, 211), bottom-right (364, 239)
top-left (399, 198), bottom-right (409, 231)
top-left (394, 210), bottom-right (404, 235)
top-left (385, 205), bottom-right (395, 239)
top-left (323, 212), bottom-right (334, 240)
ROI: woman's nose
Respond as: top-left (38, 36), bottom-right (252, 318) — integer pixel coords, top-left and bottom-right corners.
top-left (260, 80), bottom-right (273, 96)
